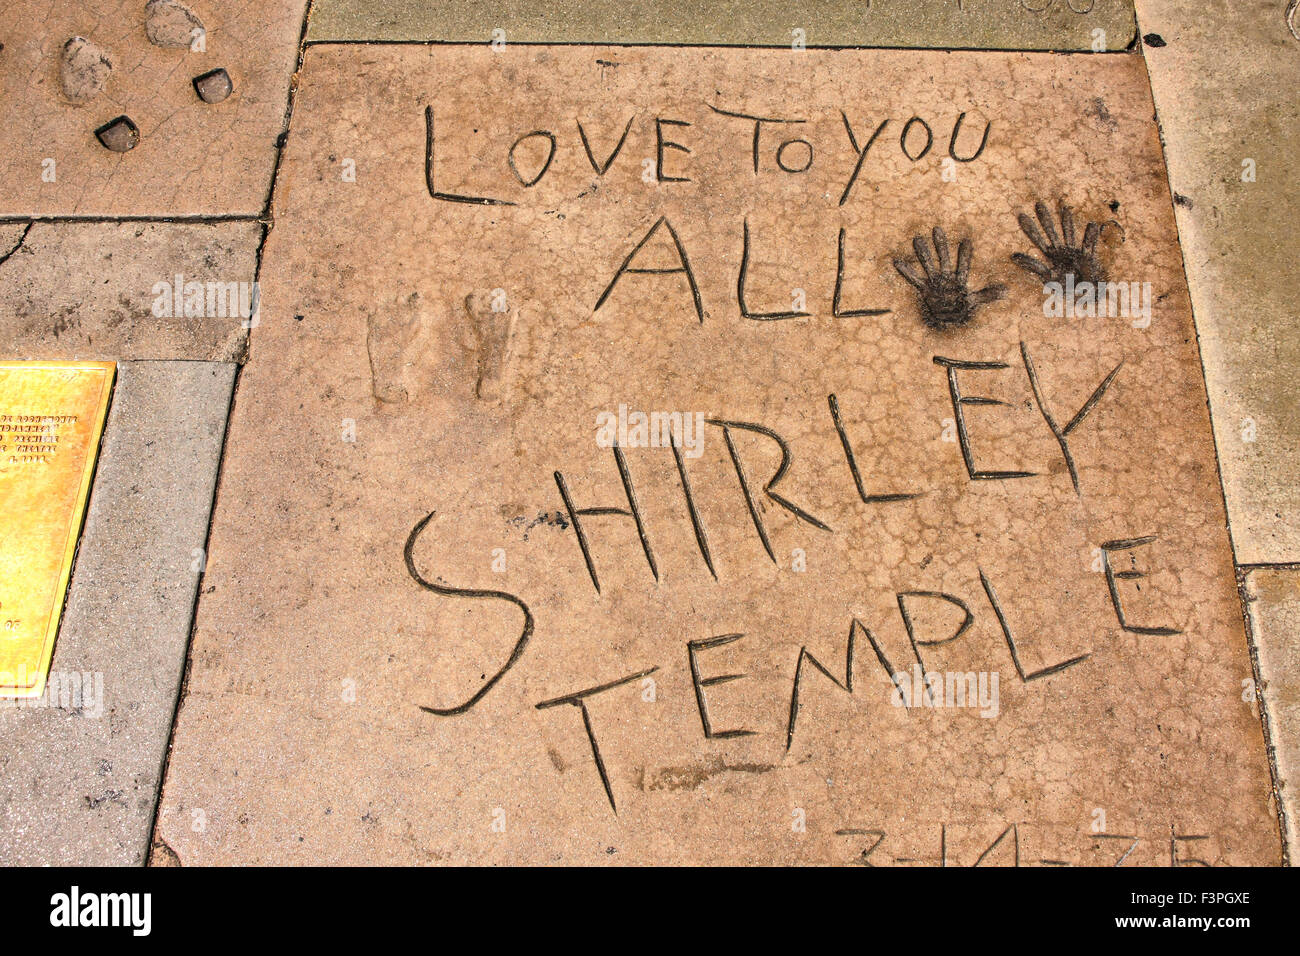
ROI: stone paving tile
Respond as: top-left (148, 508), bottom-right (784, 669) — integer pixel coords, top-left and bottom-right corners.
top-left (0, 360), bottom-right (235, 866)
top-left (1135, 0), bottom-right (1300, 565)
top-left (153, 45), bottom-right (1277, 865)
top-left (0, 220), bottom-right (260, 362)
top-left (307, 0), bottom-right (1137, 50)
top-left (1243, 567), bottom-right (1300, 863)
top-left (0, 0), bottom-right (308, 217)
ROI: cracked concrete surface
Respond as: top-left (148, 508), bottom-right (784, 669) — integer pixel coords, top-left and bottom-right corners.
top-left (0, 0), bottom-right (309, 216)
top-left (151, 45), bottom-right (1279, 865)
top-left (0, 219), bottom-right (261, 361)
top-left (0, 2), bottom-right (1295, 867)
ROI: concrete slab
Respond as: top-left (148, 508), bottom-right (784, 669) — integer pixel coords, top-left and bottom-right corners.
top-left (1135, 0), bottom-right (1300, 564)
top-left (307, 0), bottom-right (1137, 50)
top-left (153, 45), bottom-right (1278, 865)
top-left (0, 360), bottom-right (235, 866)
top-left (0, 220), bottom-right (260, 362)
top-left (0, 0), bottom-right (309, 217)
top-left (1243, 568), bottom-right (1300, 863)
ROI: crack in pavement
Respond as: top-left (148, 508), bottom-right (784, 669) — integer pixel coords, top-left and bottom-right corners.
top-left (0, 221), bottom-right (34, 269)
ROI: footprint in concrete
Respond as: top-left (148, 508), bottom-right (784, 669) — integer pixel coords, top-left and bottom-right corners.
top-left (366, 290), bottom-right (518, 403)
top-left (56, 34), bottom-right (136, 151)
top-left (144, 0), bottom-right (206, 49)
top-left (366, 292), bottom-right (435, 404)
top-left (60, 37), bottom-right (113, 105)
top-left (192, 67), bottom-right (232, 104)
top-left (94, 115), bottom-right (140, 153)
top-left (149, 0), bottom-right (235, 107)
top-left (464, 291), bottom-right (517, 402)
top-left (82, 2), bottom-right (233, 152)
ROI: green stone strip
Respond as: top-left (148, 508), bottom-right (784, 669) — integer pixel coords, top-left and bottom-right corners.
top-left (307, 0), bottom-right (1136, 50)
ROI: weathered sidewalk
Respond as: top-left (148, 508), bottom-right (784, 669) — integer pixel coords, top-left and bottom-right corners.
top-left (0, 0), bottom-right (1295, 866)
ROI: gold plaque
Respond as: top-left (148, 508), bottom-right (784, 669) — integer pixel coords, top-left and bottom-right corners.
top-left (0, 361), bottom-right (115, 698)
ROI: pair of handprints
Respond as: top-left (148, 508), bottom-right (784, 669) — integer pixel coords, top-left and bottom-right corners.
top-left (893, 200), bottom-right (1109, 330)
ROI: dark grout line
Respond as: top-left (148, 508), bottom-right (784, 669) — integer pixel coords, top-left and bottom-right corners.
top-left (1237, 568), bottom-right (1293, 867)
top-left (142, 360), bottom-right (242, 867)
top-left (1238, 562), bottom-right (1300, 572)
top-left (143, 0), bottom-right (318, 868)
top-left (262, 0), bottom-right (318, 223)
top-left (0, 214), bottom-right (266, 225)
